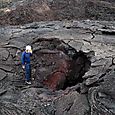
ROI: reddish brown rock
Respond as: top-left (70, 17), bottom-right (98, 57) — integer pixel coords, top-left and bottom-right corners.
top-left (34, 48), bottom-right (70, 90)
top-left (43, 59), bottom-right (69, 90)
top-left (33, 39), bottom-right (91, 90)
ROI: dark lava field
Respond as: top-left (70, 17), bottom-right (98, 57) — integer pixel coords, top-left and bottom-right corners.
top-left (0, 0), bottom-right (115, 115)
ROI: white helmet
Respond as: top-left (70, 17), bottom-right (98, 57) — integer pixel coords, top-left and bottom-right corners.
top-left (26, 45), bottom-right (32, 51)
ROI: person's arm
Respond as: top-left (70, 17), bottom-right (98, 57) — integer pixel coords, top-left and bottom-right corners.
top-left (21, 52), bottom-right (25, 68)
top-left (30, 50), bottom-right (32, 56)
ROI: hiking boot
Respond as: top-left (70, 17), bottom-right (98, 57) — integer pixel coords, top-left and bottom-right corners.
top-left (25, 81), bottom-right (31, 85)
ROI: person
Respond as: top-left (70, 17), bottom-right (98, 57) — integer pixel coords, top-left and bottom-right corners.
top-left (21, 45), bottom-right (32, 85)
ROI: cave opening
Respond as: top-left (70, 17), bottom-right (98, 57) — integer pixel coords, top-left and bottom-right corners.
top-left (31, 38), bottom-right (94, 90)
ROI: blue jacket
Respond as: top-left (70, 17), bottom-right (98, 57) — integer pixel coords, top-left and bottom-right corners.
top-left (21, 51), bottom-right (32, 65)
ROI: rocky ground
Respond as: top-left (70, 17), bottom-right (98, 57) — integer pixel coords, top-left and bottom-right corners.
top-left (0, 20), bottom-right (115, 115)
top-left (0, 0), bottom-right (115, 25)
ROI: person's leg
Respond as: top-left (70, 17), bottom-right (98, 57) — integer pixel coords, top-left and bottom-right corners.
top-left (25, 64), bottom-right (31, 82)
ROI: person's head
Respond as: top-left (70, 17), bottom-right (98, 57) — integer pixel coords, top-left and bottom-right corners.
top-left (25, 45), bottom-right (32, 53)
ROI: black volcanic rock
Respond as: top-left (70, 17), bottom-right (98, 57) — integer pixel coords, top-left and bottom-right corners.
top-left (0, 21), bottom-right (115, 115)
top-left (88, 71), bottom-right (115, 115)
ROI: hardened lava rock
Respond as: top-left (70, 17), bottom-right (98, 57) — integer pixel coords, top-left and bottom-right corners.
top-left (0, 21), bottom-right (115, 115)
top-left (32, 38), bottom-right (92, 90)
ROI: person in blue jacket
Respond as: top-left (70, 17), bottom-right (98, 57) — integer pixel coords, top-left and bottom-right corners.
top-left (21, 45), bottom-right (32, 85)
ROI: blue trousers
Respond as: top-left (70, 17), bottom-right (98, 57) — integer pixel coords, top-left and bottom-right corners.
top-left (25, 63), bottom-right (31, 81)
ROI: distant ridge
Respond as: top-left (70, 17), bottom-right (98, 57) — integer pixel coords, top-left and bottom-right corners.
top-left (0, 0), bottom-right (115, 25)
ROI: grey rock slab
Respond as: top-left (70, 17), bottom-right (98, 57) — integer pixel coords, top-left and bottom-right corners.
top-left (21, 21), bottom-right (62, 29)
top-left (68, 40), bottom-right (84, 51)
top-left (17, 88), bottom-right (55, 115)
top-left (54, 91), bottom-right (89, 115)
top-left (0, 89), bottom-right (7, 96)
top-left (0, 28), bottom-right (11, 41)
top-left (9, 40), bottom-right (26, 49)
top-left (0, 65), bottom-right (13, 73)
top-left (33, 107), bottom-right (46, 115)
top-left (73, 21), bottom-right (107, 29)
top-left (98, 28), bottom-right (115, 33)
top-left (83, 57), bottom-right (112, 82)
top-left (93, 34), bottom-right (115, 45)
top-left (88, 70), bottom-right (115, 115)
top-left (83, 67), bottom-right (99, 79)
top-left (85, 74), bottom-right (103, 86)
top-left (91, 58), bottom-right (112, 67)
top-left (3, 44), bottom-right (21, 49)
top-left (0, 69), bottom-right (7, 81)
top-left (0, 48), bottom-right (9, 61)
top-left (87, 42), bottom-right (115, 59)
top-left (0, 101), bottom-right (27, 115)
